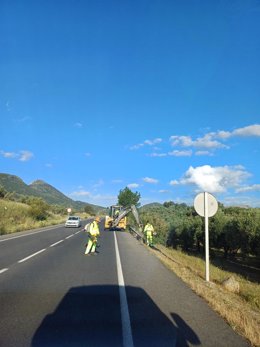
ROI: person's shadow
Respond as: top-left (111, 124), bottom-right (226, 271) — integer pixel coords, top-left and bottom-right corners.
top-left (32, 285), bottom-right (200, 347)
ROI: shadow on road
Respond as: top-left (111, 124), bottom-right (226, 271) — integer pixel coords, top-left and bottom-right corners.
top-left (32, 285), bottom-right (200, 347)
top-left (171, 313), bottom-right (201, 347)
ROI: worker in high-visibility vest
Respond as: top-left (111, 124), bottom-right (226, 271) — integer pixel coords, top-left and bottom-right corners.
top-left (85, 217), bottom-right (100, 255)
top-left (144, 222), bottom-right (155, 247)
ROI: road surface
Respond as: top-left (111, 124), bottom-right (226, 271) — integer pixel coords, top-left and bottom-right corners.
top-left (0, 220), bottom-right (249, 346)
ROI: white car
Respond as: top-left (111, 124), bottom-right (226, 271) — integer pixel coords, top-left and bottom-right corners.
top-left (65, 216), bottom-right (82, 228)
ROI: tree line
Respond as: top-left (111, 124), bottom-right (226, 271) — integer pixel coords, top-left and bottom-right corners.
top-left (140, 201), bottom-right (260, 257)
top-left (117, 188), bottom-right (260, 258)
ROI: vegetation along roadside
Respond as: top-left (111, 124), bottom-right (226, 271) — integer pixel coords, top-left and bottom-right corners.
top-left (128, 201), bottom-right (260, 347)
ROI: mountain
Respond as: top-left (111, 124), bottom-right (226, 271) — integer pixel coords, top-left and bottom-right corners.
top-left (30, 179), bottom-right (78, 206)
top-left (140, 202), bottom-right (163, 211)
top-left (0, 173), bottom-right (104, 212)
top-left (0, 173), bottom-right (36, 197)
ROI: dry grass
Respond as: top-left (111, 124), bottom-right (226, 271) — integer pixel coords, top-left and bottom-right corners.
top-left (0, 199), bottom-right (66, 234)
top-left (149, 244), bottom-right (260, 347)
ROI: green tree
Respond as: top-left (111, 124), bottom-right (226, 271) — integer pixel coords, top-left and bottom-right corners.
top-left (27, 197), bottom-right (49, 221)
top-left (163, 201), bottom-right (175, 208)
top-left (84, 205), bottom-right (95, 215)
top-left (0, 185), bottom-right (7, 198)
top-left (117, 187), bottom-right (141, 207)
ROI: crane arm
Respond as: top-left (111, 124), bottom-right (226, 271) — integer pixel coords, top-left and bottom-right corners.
top-left (112, 204), bottom-right (143, 233)
top-left (112, 207), bottom-right (131, 227)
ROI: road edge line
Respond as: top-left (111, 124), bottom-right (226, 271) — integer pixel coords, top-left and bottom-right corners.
top-left (114, 231), bottom-right (134, 347)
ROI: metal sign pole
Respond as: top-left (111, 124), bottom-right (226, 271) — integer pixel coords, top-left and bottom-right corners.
top-left (194, 192), bottom-right (218, 282)
top-left (204, 192), bottom-right (210, 282)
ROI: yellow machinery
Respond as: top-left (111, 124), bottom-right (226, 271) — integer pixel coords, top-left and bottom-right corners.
top-left (105, 204), bottom-right (141, 231)
top-left (105, 205), bottom-right (127, 230)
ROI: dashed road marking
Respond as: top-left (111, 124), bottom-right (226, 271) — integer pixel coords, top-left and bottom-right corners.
top-left (50, 240), bottom-right (64, 247)
top-left (3, 230), bottom-right (82, 272)
top-left (65, 234), bottom-right (74, 239)
top-left (18, 249), bottom-right (46, 263)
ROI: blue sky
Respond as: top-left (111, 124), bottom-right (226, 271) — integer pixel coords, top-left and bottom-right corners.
top-left (1, 0), bottom-right (260, 208)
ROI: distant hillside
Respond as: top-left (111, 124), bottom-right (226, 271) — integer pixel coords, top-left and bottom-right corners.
top-left (0, 173), bottom-right (104, 213)
top-left (0, 173), bottom-right (36, 197)
top-left (140, 202), bottom-right (163, 211)
top-left (30, 179), bottom-right (79, 206)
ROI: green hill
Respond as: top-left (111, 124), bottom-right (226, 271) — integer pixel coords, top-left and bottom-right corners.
top-left (0, 173), bottom-right (36, 196)
top-left (0, 173), bottom-right (104, 213)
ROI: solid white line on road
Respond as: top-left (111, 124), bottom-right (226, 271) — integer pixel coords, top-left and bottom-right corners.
top-left (50, 240), bottom-right (64, 247)
top-left (18, 249), bottom-right (46, 263)
top-left (75, 230), bottom-right (82, 235)
top-left (65, 234), bottom-right (74, 239)
top-left (114, 231), bottom-right (134, 347)
top-left (0, 226), bottom-right (61, 242)
top-left (0, 268), bottom-right (9, 274)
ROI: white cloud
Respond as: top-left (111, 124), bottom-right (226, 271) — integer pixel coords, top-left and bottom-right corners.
top-left (169, 180), bottom-right (179, 186)
top-left (19, 151), bottom-right (34, 162)
top-left (89, 194), bottom-right (117, 203)
top-left (168, 150), bottom-right (192, 157)
top-left (92, 179), bottom-right (104, 188)
top-left (131, 124), bottom-right (260, 158)
top-left (74, 122), bottom-right (83, 128)
top-left (144, 138), bottom-right (162, 145)
top-left (0, 150), bottom-right (17, 159)
top-left (232, 124), bottom-right (260, 137)
top-left (169, 124), bottom-right (260, 152)
top-left (70, 190), bottom-right (91, 197)
top-left (143, 177), bottom-right (159, 184)
top-left (169, 134), bottom-right (227, 149)
top-left (236, 184), bottom-right (260, 193)
top-left (150, 152), bottom-right (167, 157)
top-left (170, 135), bottom-right (193, 147)
top-left (127, 183), bottom-right (139, 188)
top-left (130, 138), bottom-right (162, 150)
top-left (1, 149), bottom-right (34, 161)
top-left (112, 179), bottom-right (123, 184)
top-left (14, 116), bottom-right (32, 123)
top-left (215, 130), bottom-right (231, 139)
top-left (177, 165), bottom-right (250, 193)
top-left (69, 190), bottom-right (117, 206)
top-left (130, 143), bottom-right (144, 150)
top-left (195, 150), bottom-right (213, 156)
top-left (159, 189), bottom-right (169, 193)
top-left (223, 196), bottom-right (260, 208)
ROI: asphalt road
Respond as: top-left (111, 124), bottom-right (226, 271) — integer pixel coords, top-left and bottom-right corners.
top-left (0, 220), bottom-right (249, 347)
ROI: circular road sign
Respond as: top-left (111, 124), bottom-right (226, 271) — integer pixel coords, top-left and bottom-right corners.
top-left (194, 192), bottom-right (218, 217)
top-left (67, 208), bottom-right (72, 213)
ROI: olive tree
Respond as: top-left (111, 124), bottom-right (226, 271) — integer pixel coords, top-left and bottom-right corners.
top-left (117, 187), bottom-right (141, 207)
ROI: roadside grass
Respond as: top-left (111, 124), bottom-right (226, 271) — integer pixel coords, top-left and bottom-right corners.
top-left (0, 199), bottom-right (66, 234)
top-left (150, 244), bottom-right (260, 347)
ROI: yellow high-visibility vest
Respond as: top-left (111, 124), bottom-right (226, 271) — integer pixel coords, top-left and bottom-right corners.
top-left (89, 221), bottom-right (100, 236)
top-left (144, 223), bottom-right (154, 234)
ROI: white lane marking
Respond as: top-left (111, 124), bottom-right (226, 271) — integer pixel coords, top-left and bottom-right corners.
top-left (50, 240), bottom-right (64, 247)
top-left (0, 226), bottom-right (62, 242)
top-left (75, 230), bottom-right (82, 235)
top-left (65, 234), bottom-right (74, 239)
top-left (0, 268), bottom-right (9, 274)
top-left (18, 249), bottom-right (46, 263)
top-left (114, 231), bottom-right (134, 347)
